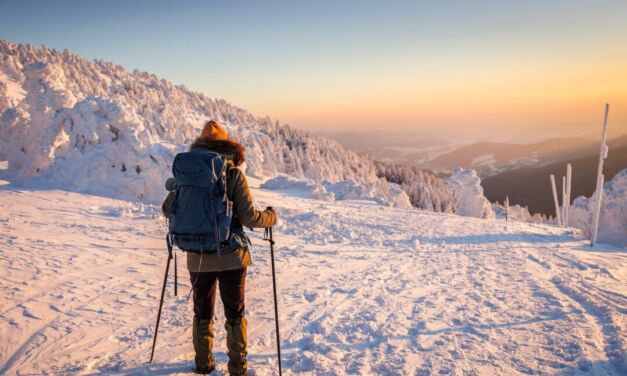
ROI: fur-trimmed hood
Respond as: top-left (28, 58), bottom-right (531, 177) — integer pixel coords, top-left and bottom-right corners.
top-left (190, 137), bottom-right (246, 167)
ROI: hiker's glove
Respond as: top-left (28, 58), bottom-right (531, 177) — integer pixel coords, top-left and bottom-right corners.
top-left (266, 206), bottom-right (277, 221)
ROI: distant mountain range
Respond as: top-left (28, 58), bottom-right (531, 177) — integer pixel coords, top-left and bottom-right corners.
top-left (328, 130), bottom-right (627, 216)
top-left (327, 131), bottom-right (627, 177)
top-left (423, 137), bottom-right (614, 177)
top-left (323, 131), bottom-right (454, 164)
top-left (482, 136), bottom-right (627, 216)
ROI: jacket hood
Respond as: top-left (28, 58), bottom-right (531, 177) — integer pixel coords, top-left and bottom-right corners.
top-left (189, 137), bottom-right (246, 167)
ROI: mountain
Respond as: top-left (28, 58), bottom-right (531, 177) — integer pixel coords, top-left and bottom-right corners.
top-left (0, 40), bottom-right (459, 209)
top-left (424, 137), bottom-right (605, 176)
top-left (326, 130), bottom-right (624, 182)
top-left (482, 142), bottom-right (627, 216)
top-left (325, 131), bottom-right (457, 168)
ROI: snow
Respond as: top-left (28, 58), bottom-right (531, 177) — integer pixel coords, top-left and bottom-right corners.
top-left (568, 169), bottom-right (627, 247)
top-left (0, 40), bottom-right (419, 207)
top-left (470, 153), bottom-right (496, 167)
top-left (260, 175), bottom-right (334, 201)
top-left (1, 182), bottom-right (625, 375)
top-left (260, 175), bottom-right (412, 208)
top-left (0, 70), bottom-right (26, 110)
top-left (382, 184), bottom-right (413, 209)
top-left (447, 168), bottom-right (495, 219)
top-left (1, 40), bottom-right (624, 375)
top-left (376, 162), bottom-right (456, 212)
top-left (491, 201), bottom-right (549, 224)
top-left (0, 160), bottom-right (9, 186)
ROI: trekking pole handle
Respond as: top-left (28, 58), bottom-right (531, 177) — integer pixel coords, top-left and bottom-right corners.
top-left (263, 207), bottom-right (275, 244)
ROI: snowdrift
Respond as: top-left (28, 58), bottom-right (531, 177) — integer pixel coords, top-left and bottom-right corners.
top-left (261, 175), bottom-right (413, 208)
top-left (491, 201), bottom-right (545, 223)
top-left (2, 183), bottom-right (626, 374)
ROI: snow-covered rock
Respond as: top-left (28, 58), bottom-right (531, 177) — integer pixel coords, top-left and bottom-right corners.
top-left (491, 201), bottom-right (545, 223)
top-left (261, 175), bottom-right (412, 208)
top-left (0, 40), bottom-right (429, 206)
top-left (261, 175), bottom-right (335, 201)
top-left (384, 183), bottom-right (413, 209)
top-left (446, 168), bottom-right (495, 219)
top-left (568, 168), bottom-right (627, 247)
top-left (319, 178), bottom-right (410, 208)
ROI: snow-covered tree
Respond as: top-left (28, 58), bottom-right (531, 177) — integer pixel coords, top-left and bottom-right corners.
top-left (446, 168), bottom-right (495, 219)
top-left (0, 40), bottom-right (430, 208)
top-left (568, 168), bottom-right (627, 247)
top-left (375, 161), bottom-right (457, 213)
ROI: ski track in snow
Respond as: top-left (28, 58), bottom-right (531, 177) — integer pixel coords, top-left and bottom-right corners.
top-left (0, 182), bottom-right (625, 375)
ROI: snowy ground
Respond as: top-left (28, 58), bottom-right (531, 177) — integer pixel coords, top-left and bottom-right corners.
top-left (0, 173), bottom-right (625, 375)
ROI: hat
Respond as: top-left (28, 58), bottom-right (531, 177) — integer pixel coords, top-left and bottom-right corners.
top-left (200, 120), bottom-right (229, 140)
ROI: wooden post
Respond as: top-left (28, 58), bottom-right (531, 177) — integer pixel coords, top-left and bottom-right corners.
top-left (591, 174), bottom-right (604, 246)
top-left (591, 104), bottom-right (609, 246)
top-left (550, 174), bottom-right (562, 227)
top-left (561, 176), bottom-right (566, 225)
top-left (504, 196), bottom-right (510, 222)
top-left (565, 164), bottom-right (572, 227)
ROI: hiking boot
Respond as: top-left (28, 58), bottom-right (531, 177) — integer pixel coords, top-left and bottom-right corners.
top-left (225, 316), bottom-right (248, 375)
top-left (193, 316), bottom-right (215, 373)
top-left (193, 365), bottom-right (214, 375)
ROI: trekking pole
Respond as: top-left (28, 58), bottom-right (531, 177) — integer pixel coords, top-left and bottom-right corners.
top-left (174, 250), bottom-right (178, 296)
top-left (263, 215), bottom-right (282, 376)
top-left (149, 235), bottom-right (174, 363)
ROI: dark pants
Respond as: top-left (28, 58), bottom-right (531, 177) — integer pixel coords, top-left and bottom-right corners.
top-left (190, 268), bottom-right (247, 320)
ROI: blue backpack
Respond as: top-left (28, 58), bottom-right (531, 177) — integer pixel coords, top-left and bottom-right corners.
top-left (167, 149), bottom-right (234, 255)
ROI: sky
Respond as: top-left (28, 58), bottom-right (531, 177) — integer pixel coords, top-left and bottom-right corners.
top-left (1, 0), bottom-right (626, 141)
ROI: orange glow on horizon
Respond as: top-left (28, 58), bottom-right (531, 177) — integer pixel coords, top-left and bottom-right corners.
top-left (245, 59), bottom-right (627, 139)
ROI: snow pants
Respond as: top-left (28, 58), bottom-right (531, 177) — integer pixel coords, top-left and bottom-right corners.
top-left (189, 268), bottom-right (247, 320)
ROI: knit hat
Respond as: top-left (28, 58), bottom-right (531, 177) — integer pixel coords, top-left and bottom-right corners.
top-left (200, 120), bottom-right (229, 140)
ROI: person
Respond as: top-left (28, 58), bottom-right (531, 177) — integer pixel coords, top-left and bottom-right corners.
top-left (162, 120), bottom-right (276, 375)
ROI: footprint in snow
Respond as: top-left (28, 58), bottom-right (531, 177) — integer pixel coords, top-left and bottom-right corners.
top-left (303, 291), bottom-right (317, 303)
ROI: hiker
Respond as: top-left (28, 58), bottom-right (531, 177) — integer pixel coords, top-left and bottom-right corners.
top-left (161, 120), bottom-right (276, 375)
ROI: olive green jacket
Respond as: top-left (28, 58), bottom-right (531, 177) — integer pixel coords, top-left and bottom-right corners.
top-left (162, 138), bottom-right (276, 272)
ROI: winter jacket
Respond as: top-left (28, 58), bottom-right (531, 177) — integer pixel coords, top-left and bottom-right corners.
top-left (161, 138), bottom-right (276, 272)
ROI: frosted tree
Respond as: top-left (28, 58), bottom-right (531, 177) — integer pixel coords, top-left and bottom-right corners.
top-left (0, 40), bottom-right (442, 208)
top-left (446, 168), bottom-right (495, 219)
top-left (374, 161), bottom-right (457, 212)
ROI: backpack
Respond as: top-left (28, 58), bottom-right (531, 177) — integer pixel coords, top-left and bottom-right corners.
top-left (167, 148), bottom-right (234, 255)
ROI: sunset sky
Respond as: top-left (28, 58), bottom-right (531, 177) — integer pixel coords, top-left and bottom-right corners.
top-left (2, 0), bottom-right (626, 141)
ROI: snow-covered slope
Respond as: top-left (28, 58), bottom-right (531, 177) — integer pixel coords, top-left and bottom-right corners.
top-left (0, 40), bottom-right (417, 207)
top-left (0, 178), bottom-right (625, 375)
